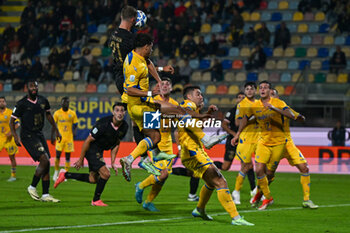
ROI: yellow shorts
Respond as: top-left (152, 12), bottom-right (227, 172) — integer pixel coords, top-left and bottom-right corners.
top-left (256, 142), bottom-right (286, 170)
top-left (55, 138), bottom-right (74, 153)
top-left (284, 140), bottom-right (307, 166)
top-left (0, 137), bottom-right (18, 155)
top-left (128, 103), bottom-right (157, 131)
top-left (181, 138), bottom-right (213, 179)
top-left (236, 142), bottom-right (257, 163)
top-left (152, 145), bottom-right (174, 173)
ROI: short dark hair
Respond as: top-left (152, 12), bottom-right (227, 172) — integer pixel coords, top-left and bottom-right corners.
top-left (236, 92), bottom-right (244, 98)
top-left (134, 33), bottom-right (153, 48)
top-left (61, 96), bottom-right (69, 101)
top-left (27, 79), bottom-right (38, 85)
top-left (259, 80), bottom-right (272, 89)
top-left (0, 96), bottom-right (5, 100)
top-left (113, 102), bottom-right (126, 110)
top-left (183, 85), bottom-right (200, 99)
top-left (161, 77), bottom-right (172, 84)
top-left (244, 82), bottom-right (257, 89)
top-left (121, 5), bottom-right (137, 20)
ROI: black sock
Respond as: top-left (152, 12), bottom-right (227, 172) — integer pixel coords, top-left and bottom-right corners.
top-left (31, 175), bottom-right (40, 187)
top-left (189, 177), bottom-right (200, 195)
top-left (65, 172), bottom-right (90, 183)
top-left (133, 126), bottom-right (144, 143)
top-left (42, 180), bottom-right (49, 195)
top-left (214, 161), bottom-right (222, 169)
top-left (247, 168), bottom-right (256, 190)
top-left (93, 178), bottom-right (108, 202)
top-left (172, 167), bottom-right (187, 176)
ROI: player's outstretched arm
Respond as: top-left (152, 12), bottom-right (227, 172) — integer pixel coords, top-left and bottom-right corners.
top-left (75, 135), bottom-right (94, 170)
top-left (222, 119), bottom-right (236, 137)
top-left (231, 116), bottom-right (248, 146)
top-left (9, 117), bottom-right (21, 147)
top-left (111, 142), bottom-right (120, 176)
top-left (46, 112), bottom-right (61, 143)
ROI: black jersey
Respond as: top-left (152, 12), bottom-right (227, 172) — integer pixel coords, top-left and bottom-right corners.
top-left (108, 28), bottom-right (135, 73)
top-left (12, 95), bottom-right (50, 134)
top-left (89, 116), bottom-right (128, 151)
top-left (224, 106), bottom-right (239, 139)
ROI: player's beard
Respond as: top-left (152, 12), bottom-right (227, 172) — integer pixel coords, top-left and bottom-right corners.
top-left (29, 90), bottom-right (38, 99)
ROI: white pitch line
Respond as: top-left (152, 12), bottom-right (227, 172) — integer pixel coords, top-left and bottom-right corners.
top-left (1, 204), bottom-right (350, 233)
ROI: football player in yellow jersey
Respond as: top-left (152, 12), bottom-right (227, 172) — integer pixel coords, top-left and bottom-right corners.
top-left (0, 96), bottom-right (20, 181)
top-left (233, 80), bottom-right (297, 210)
top-left (178, 86), bottom-right (254, 226)
top-left (266, 89), bottom-right (318, 209)
top-left (51, 97), bottom-right (78, 181)
top-left (231, 82), bottom-right (258, 205)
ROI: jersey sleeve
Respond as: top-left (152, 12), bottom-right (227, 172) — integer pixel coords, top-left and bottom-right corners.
top-left (225, 107), bottom-right (235, 122)
top-left (235, 103), bottom-right (249, 120)
top-left (287, 106), bottom-right (300, 120)
top-left (11, 101), bottom-right (24, 118)
top-left (44, 97), bottom-right (51, 111)
top-left (183, 101), bottom-right (196, 111)
top-left (276, 99), bottom-right (288, 110)
top-left (72, 111), bottom-right (78, 124)
top-left (90, 122), bottom-right (104, 140)
top-left (123, 53), bottom-right (140, 89)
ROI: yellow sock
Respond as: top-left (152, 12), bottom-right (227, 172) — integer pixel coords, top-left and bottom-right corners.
top-left (140, 175), bottom-right (157, 189)
top-left (217, 188), bottom-right (239, 219)
top-left (11, 167), bottom-right (16, 178)
top-left (65, 161), bottom-right (70, 172)
top-left (234, 171), bottom-right (245, 191)
top-left (54, 158), bottom-right (60, 171)
top-left (146, 183), bottom-right (163, 203)
top-left (257, 175), bottom-right (271, 199)
top-left (130, 137), bottom-right (154, 160)
top-left (300, 173), bottom-right (310, 201)
top-left (197, 184), bottom-right (214, 209)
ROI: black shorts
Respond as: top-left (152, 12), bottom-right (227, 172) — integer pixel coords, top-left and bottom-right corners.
top-left (85, 145), bottom-right (106, 172)
top-left (21, 132), bottom-right (50, 162)
top-left (224, 137), bottom-right (237, 162)
top-left (114, 69), bottom-right (124, 95)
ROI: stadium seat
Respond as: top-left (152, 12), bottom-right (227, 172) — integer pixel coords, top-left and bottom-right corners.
top-left (271, 12), bottom-right (282, 21)
top-left (44, 82), bottom-right (54, 92)
top-left (108, 84), bottom-right (118, 94)
top-left (38, 83), bottom-right (44, 92)
top-left (235, 72), bottom-right (246, 82)
top-left (273, 47), bottom-right (283, 57)
top-left (240, 47), bottom-right (250, 57)
top-left (263, 47), bottom-right (273, 57)
top-left (101, 47), bottom-right (111, 57)
top-left (337, 73), bottom-right (348, 83)
top-left (297, 23), bottom-right (308, 33)
top-left (268, 1), bottom-right (278, 9)
top-left (322, 60), bottom-right (330, 70)
top-left (310, 60), bottom-right (321, 70)
top-left (315, 12), bottom-right (325, 21)
top-left (250, 12), bottom-right (260, 21)
top-left (200, 23), bottom-right (211, 33)
top-left (267, 24), bottom-right (275, 32)
top-left (220, 97), bottom-right (231, 105)
top-left (88, 24), bottom-right (97, 34)
top-left (295, 48), bottom-right (306, 57)
top-left (97, 83), bottom-right (107, 93)
top-left (260, 1), bottom-right (268, 9)
top-left (228, 85), bottom-right (240, 95)
top-left (335, 36), bottom-right (346, 45)
top-left (288, 60), bottom-right (298, 70)
top-left (55, 83), bottom-right (65, 93)
top-left (241, 12), bottom-right (250, 21)
top-left (282, 12), bottom-right (293, 21)
top-left (99, 35), bottom-right (108, 45)
top-left (63, 71), bottom-right (73, 81)
top-left (319, 23), bottom-right (329, 33)
top-left (110, 96), bottom-right (121, 103)
top-left (346, 36), bottom-right (350, 45)
top-left (40, 47), bottom-right (50, 56)
top-left (301, 35), bottom-right (312, 45)
top-left (318, 48), bottom-right (329, 57)
top-left (222, 60), bottom-right (232, 70)
top-left (284, 85), bottom-right (295, 95)
top-left (86, 84), bottom-right (97, 93)
top-left (232, 60), bottom-right (243, 69)
top-left (261, 12), bottom-right (271, 21)
top-left (206, 85), bottom-right (216, 94)
top-left (202, 72), bottom-right (211, 81)
top-left (216, 85), bottom-right (228, 94)
top-left (3, 83), bottom-right (12, 92)
top-left (47, 96), bottom-right (56, 104)
top-left (224, 72), bottom-right (235, 82)
top-left (229, 47), bottom-right (240, 57)
top-left (308, 24), bottom-right (319, 33)
top-left (258, 72), bottom-right (269, 81)
top-left (247, 72), bottom-right (258, 82)
top-left (265, 60), bottom-right (276, 70)
top-left (326, 73), bottom-right (337, 83)
top-left (209, 97), bottom-right (219, 105)
top-left (97, 24), bottom-right (107, 33)
top-left (254, 23), bottom-right (262, 31)
top-left (191, 71), bottom-right (202, 82)
top-left (91, 47), bottom-right (102, 57)
top-left (276, 60), bottom-right (287, 70)
top-left (292, 73), bottom-right (302, 82)
top-left (314, 73), bottom-right (326, 83)
top-left (275, 85), bottom-right (285, 95)
top-left (172, 83), bottom-right (183, 93)
top-left (279, 1), bottom-right (288, 9)
top-left (288, 23), bottom-right (297, 33)
top-left (291, 35), bottom-right (301, 45)
top-left (76, 83), bottom-right (86, 93)
top-left (199, 59), bottom-right (211, 69)
top-left (65, 83), bottom-right (76, 93)
top-left (312, 35), bottom-right (323, 45)
top-left (323, 35), bottom-right (334, 45)
top-left (211, 24), bottom-right (222, 33)
top-left (293, 12), bottom-right (303, 21)
top-left (299, 60), bottom-right (310, 70)
top-left (269, 72), bottom-right (280, 82)
top-left (342, 47), bottom-right (350, 57)
top-left (290, 1), bottom-right (298, 10)
top-left (307, 47), bottom-right (317, 57)
top-left (189, 59), bottom-right (199, 69)
top-left (221, 23), bottom-right (230, 32)
top-left (281, 72), bottom-right (292, 82)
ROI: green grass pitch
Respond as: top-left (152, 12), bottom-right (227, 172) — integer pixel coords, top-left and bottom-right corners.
top-left (0, 165), bottom-right (349, 233)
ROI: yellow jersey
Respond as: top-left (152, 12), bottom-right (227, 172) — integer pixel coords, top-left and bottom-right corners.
top-left (282, 107), bottom-right (300, 142)
top-left (235, 97), bottom-right (260, 143)
top-left (247, 97), bottom-right (290, 146)
top-left (53, 108), bottom-right (78, 140)
top-left (178, 100), bottom-right (203, 145)
top-left (0, 108), bottom-right (19, 138)
top-left (121, 50), bottom-right (149, 105)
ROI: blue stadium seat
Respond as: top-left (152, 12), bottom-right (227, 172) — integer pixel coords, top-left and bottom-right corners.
top-left (318, 48), bottom-right (329, 57)
top-left (267, 24), bottom-right (275, 33)
top-left (97, 24), bottom-right (107, 33)
top-left (335, 36), bottom-right (346, 45)
top-left (283, 12), bottom-right (293, 21)
top-left (347, 61), bottom-right (350, 70)
top-left (290, 1), bottom-right (299, 10)
top-left (204, 34), bottom-right (211, 44)
top-left (199, 59), bottom-right (211, 69)
top-left (222, 60), bottom-right (232, 70)
top-left (261, 12), bottom-right (271, 21)
top-left (40, 47), bottom-right (50, 56)
top-left (222, 23), bottom-right (230, 32)
top-left (321, 60), bottom-right (329, 70)
top-left (243, 23), bottom-right (253, 32)
top-left (211, 24), bottom-right (222, 33)
top-left (271, 12), bottom-right (282, 21)
top-left (189, 59), bottom-right (199, 69)
top-left (281, 72), bottom-right (292, 82)
top-left (3, 83), bottom-right (12, 92)
top-left (229, 47), bottom-right (240, 57)
top-left (71, 47), bottom-right (81, 55)
top-left (308, 24), bottom-right (319, 33)
top-left (288, 60), bottom-right (299, 70)
top-left (263, 47), bottom-right (273, 57)
top-left (88, 24), bottom-right (97, 34)
top-left (97, 83), bottom-right (108, 93)
top-left (319, 23), bottom-right (329, 33)
top-left (329, 47), bottom-right (336, 57)
top-left (288, 23), bottom-right (297, 33)
top-left (346, 36), bottom-right (350, 45)
top-left (299, 60), bottom-right (310, 70)
top-left (247, 72), bottom-right (258, 82)
top-left (301, 36), bottom-right (312, 45)
top-left (268, 1), bottom-right (278, 9)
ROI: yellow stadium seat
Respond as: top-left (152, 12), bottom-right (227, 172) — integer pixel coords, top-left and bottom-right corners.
top-left (202, 72), bottom-right (211, 81)
top-left (91, 47), bottom-right (102, 57)
top-left (220, 97), bottom-right (231, 105)
top-left (273, 47), bottom-right (283, 57)
top-left (284, 48), bottom-right (295, 57)
top-left (307, 47), bottom-right (317, 57)
top-left (191, 71), bottom-right (202, 82)
top-left (235, 72), bottom-right (246, 82)
top-left (193, 35), bottom-right (199, 44)
top-left (108, 84), bottom-right (118, 94)
top-left (254, 23), bottom-right (262, 31)
top-left (55, 83), bottom-right (65, 93)
top-left (326, 73), bottom-right (337, 83)
top-left (65, 83), bottom-right (76, 93)
top-left (206, 85), bottom-right (216, 94)
top-left (63, 71), bottom-right (73, 81)
top-left (275, 85), bottom-right (285, 95)
top-left (250, 12), bottom-right (260, 21)
top-left (310, 60), bottom-right (321, 70)
top-left (337, 73), bottom-right (348, 83)
top-left (276, 60), bottom-right (287, 70)
top-left (172, 83), bottom-right (183, 92)
top-left (76, 83), bottom-right (86, 93)
top-left (292, 73), bottom-right (302, 82)
top-left (200, 23), bottom-right (211, 33)
top-left (298, 23), bottom-right (308, 33)
top-left (291, 35), bottom-right (301, 45)
top-left (15, 95), bottom-right (22, 102)
top-left (99, 35), bottom-right (108, 45)
top-left (47, 96), bottom-right (56, 104)
top-left (342, 47), bottom-right (350, 57)
top-left (224, 72), bottom-right (235, 82)
top-left (293, 12), bottom-right (303, 21)
top-left (258, 72), bottom-right (269, 81)
top-left (265, 60), bottom-right (276, 70)
top-left (110, 96), bottom-right (121, 103)
top-left (241, 12), bottom-right (250, 21)
top-left (323, 36), bottom-right (334, 45)
top-left (38, 83), bottom-right (44, 92)
top-left (228, 85), bottom-right (239, 95)
top-left (308, 74), bottom-right (314, 82)
top-left (315, 12), bottom-right (325, 21)
top-left (279, 1), bottom-right (288, 9)
top-left (178, 59), bottom-right (185, 68)
top-left (152, 47), bottom-right (159, 57)
top-left (209, 97), bottom-right (219, 105)
top-left (240, 47), bottom-right (250, 57)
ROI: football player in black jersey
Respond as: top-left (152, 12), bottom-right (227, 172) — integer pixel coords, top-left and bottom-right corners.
top-left (54, 103), bottom-right (128, 206)
top-left (10, 80), bottom-right (61, 202)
